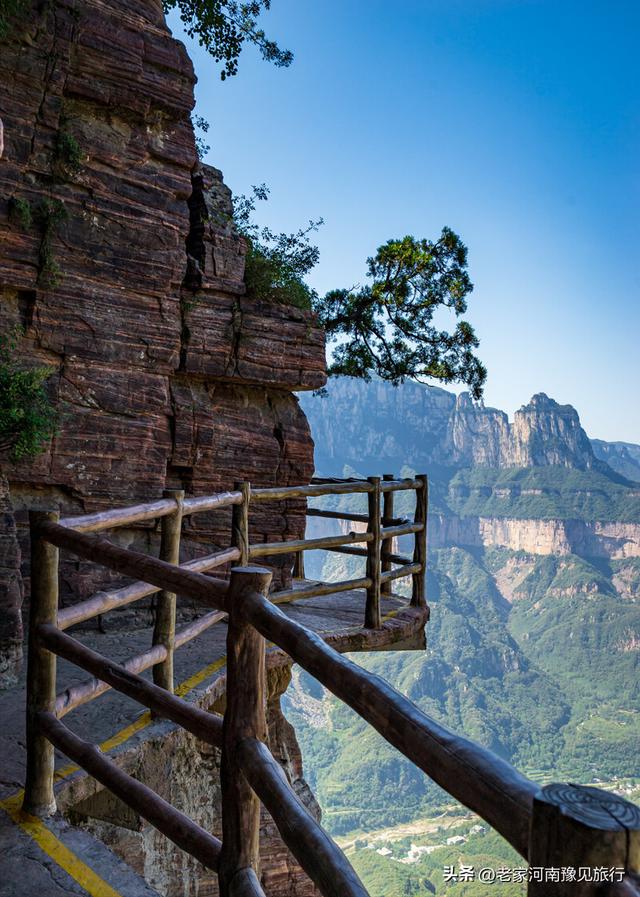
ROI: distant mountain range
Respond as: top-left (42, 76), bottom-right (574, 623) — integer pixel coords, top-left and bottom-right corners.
top-left (301, 379), bottom-right (640, 559)
top-left (302, 377), bottom-right (640, 482)
top-left (287, 377), bottom-right (640, 844)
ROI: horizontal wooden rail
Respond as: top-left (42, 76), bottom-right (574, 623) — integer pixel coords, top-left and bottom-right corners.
top-left (182, 491), bottom-right (243, 515)
top-left (251, 482), bottom-right (374, 500)
top-left (36, 521), bottom-right (229, 612)
top-left (52, 610), bottom-right (227, 715)
top-left (310, 476), bottom-right (423, 493)
top-left (57, 547), bottom-right (238, 630)
top-left (56, 643), bottom-right (168, 715)
top-left (37, 711), bottom-right (222, 869)
top-left (238, 737), bottom-right (368, 897)
top-left (324, 545), bottom-right (368, 559)
top-left (306, 508), bottom-right (408, 527)
top-left (272, 577), bottom-right (372, 605)
top-left (236, 590), bottom-right (537, 859)
top-left (249, 531), bottom-right (373, 558)
top-left (380, 563), bottom-right (421, 584)
top-left (41, 625), bottom-right (223, 743)
top-left (175, 610), bottom-right (227, 648)
top-left (380, 478), bottom-right (423, 493)
top-left (311, 476), bottom-right (365, 484)
top-left (386, 552), bottom-right (413, 566)
top-left (60, 491), bottom-right (243, 533)
top-left (60, 498), bottom-right (178, 533)
top-left (380, 521), bottom-right (423, 541)
top-left (306, 508), bottom-right (370, 523)
top-left (57, 480), bottom-right (421, 534)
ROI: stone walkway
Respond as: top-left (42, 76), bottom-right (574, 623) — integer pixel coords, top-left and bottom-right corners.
top-left (0, 586), bottom-right (427, 897)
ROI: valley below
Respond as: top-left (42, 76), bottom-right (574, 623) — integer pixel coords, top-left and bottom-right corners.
top-left (284, 377), bottom-right (640, 896)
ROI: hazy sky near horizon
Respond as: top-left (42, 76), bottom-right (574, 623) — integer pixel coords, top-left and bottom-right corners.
top-left (169, 1), bottom-right (639, 443)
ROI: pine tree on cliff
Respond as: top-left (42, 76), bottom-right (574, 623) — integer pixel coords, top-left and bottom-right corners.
top-left (317, 230), bottom-right (487, 400)
top-left (235, 190), bottom-right (487, 401)
top-left (163, 5), bottom-right (486, 400)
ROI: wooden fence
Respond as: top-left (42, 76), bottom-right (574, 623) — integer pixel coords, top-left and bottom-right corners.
top-left (22, 475), bottom-right (640, 897)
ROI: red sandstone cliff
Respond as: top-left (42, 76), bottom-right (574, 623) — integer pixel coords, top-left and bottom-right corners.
top-left (0, 0), bottom-right (326, 682)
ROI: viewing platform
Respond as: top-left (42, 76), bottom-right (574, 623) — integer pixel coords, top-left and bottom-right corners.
top-left (1, 476), bottom-right (429, 897)
top-left (3, 474), bottom-right (638, 897)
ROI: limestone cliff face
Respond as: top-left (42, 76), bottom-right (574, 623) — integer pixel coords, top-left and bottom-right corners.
top-left (446, 393), bottom-right (511, 467)
top-left (301, 377), bottom-right (456, 471)
top-left (0, 0), bottom-right (326, 668)
top-left (429, 514), bottom-right (640, 559)
top-left (304, 379), bottom-right (601, 473)
top-left (302, 378), bottom-right (640, 562)
top-left (447, 392), bottom-right (596, 469)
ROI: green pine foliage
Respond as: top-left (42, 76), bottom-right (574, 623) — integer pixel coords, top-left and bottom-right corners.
top-left (8, 196), bottom-right (32, 230)
top-left (54, 131), bottom-right (83, 175)
top-left (316, 232), bottom-right (487, 398)
top-left (35, 198), bottom-right (69, 288)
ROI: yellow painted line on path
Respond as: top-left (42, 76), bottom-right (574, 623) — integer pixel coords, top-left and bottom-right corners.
top-left (0, 792), bottom-right (122, 897)
top-left (1, 653), bottom-right (228, 897)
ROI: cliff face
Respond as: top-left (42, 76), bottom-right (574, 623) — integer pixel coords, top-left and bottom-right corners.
top-left (447, 392), bottom-right (596, 469)
top-left (0, 0), bottom-right (325, 679)
top-left (429, 514), bottom-right (640, 558)
top-left (302, 378), bottom-right (640, 563)
top-left (304, 379), bottom-right (601, 473)
top-left (592, 439), bottom-right (640, 483)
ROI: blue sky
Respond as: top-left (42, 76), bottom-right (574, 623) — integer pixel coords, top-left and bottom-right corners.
top-left (168, 1), bottom-right (639, 443)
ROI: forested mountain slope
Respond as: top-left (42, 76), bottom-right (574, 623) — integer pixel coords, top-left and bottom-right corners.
top-left (287, 378), bottom-right (640, 841)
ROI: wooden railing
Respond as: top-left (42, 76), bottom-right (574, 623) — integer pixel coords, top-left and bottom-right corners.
top-left (22, 477), bottom-right (640, 897)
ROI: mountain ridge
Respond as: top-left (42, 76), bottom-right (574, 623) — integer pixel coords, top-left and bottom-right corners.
top-left (288, 376), bottom-right (640, 852)
top-left (302, 377), bottom-right (640, 482)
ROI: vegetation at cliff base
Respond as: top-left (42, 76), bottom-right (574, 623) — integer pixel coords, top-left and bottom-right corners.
top-left (163, 0), bottom-right (292, 79)
top-left (0, 332), bottom-right (57, 461)
top-left (286, 542), bottom-right (640, 843)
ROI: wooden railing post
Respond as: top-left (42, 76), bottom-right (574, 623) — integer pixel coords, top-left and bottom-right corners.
top-left (23, 509), bottom-right (59, 816)
top-left (365, 476), bottom-right (381, 628)
top-left (293, 546), bottom-right (305, 580)
top-left (527, 783), bottom-right (640, 896)
top-left (381, 473), bottom-right (394, 596)
top-left (219, 566), bottom-right (272, 897)
top-left (232, 481), bottom-right (251, 567)
top-left (153, 488), bottom-right (184, 693)
top-left (411, 474), bottom-right (428, 608)
top-left (292, 480), bottom-right (305, 580)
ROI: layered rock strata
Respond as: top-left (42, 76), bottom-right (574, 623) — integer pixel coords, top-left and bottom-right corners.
top-left (443, 392), bottom-right (596, 469)
top-left (429, 514), bottom-right (640, 558)
top-left (0, 473), bottom-right (23, 687)
top-left (0, 0), bottom-right (326, 660)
